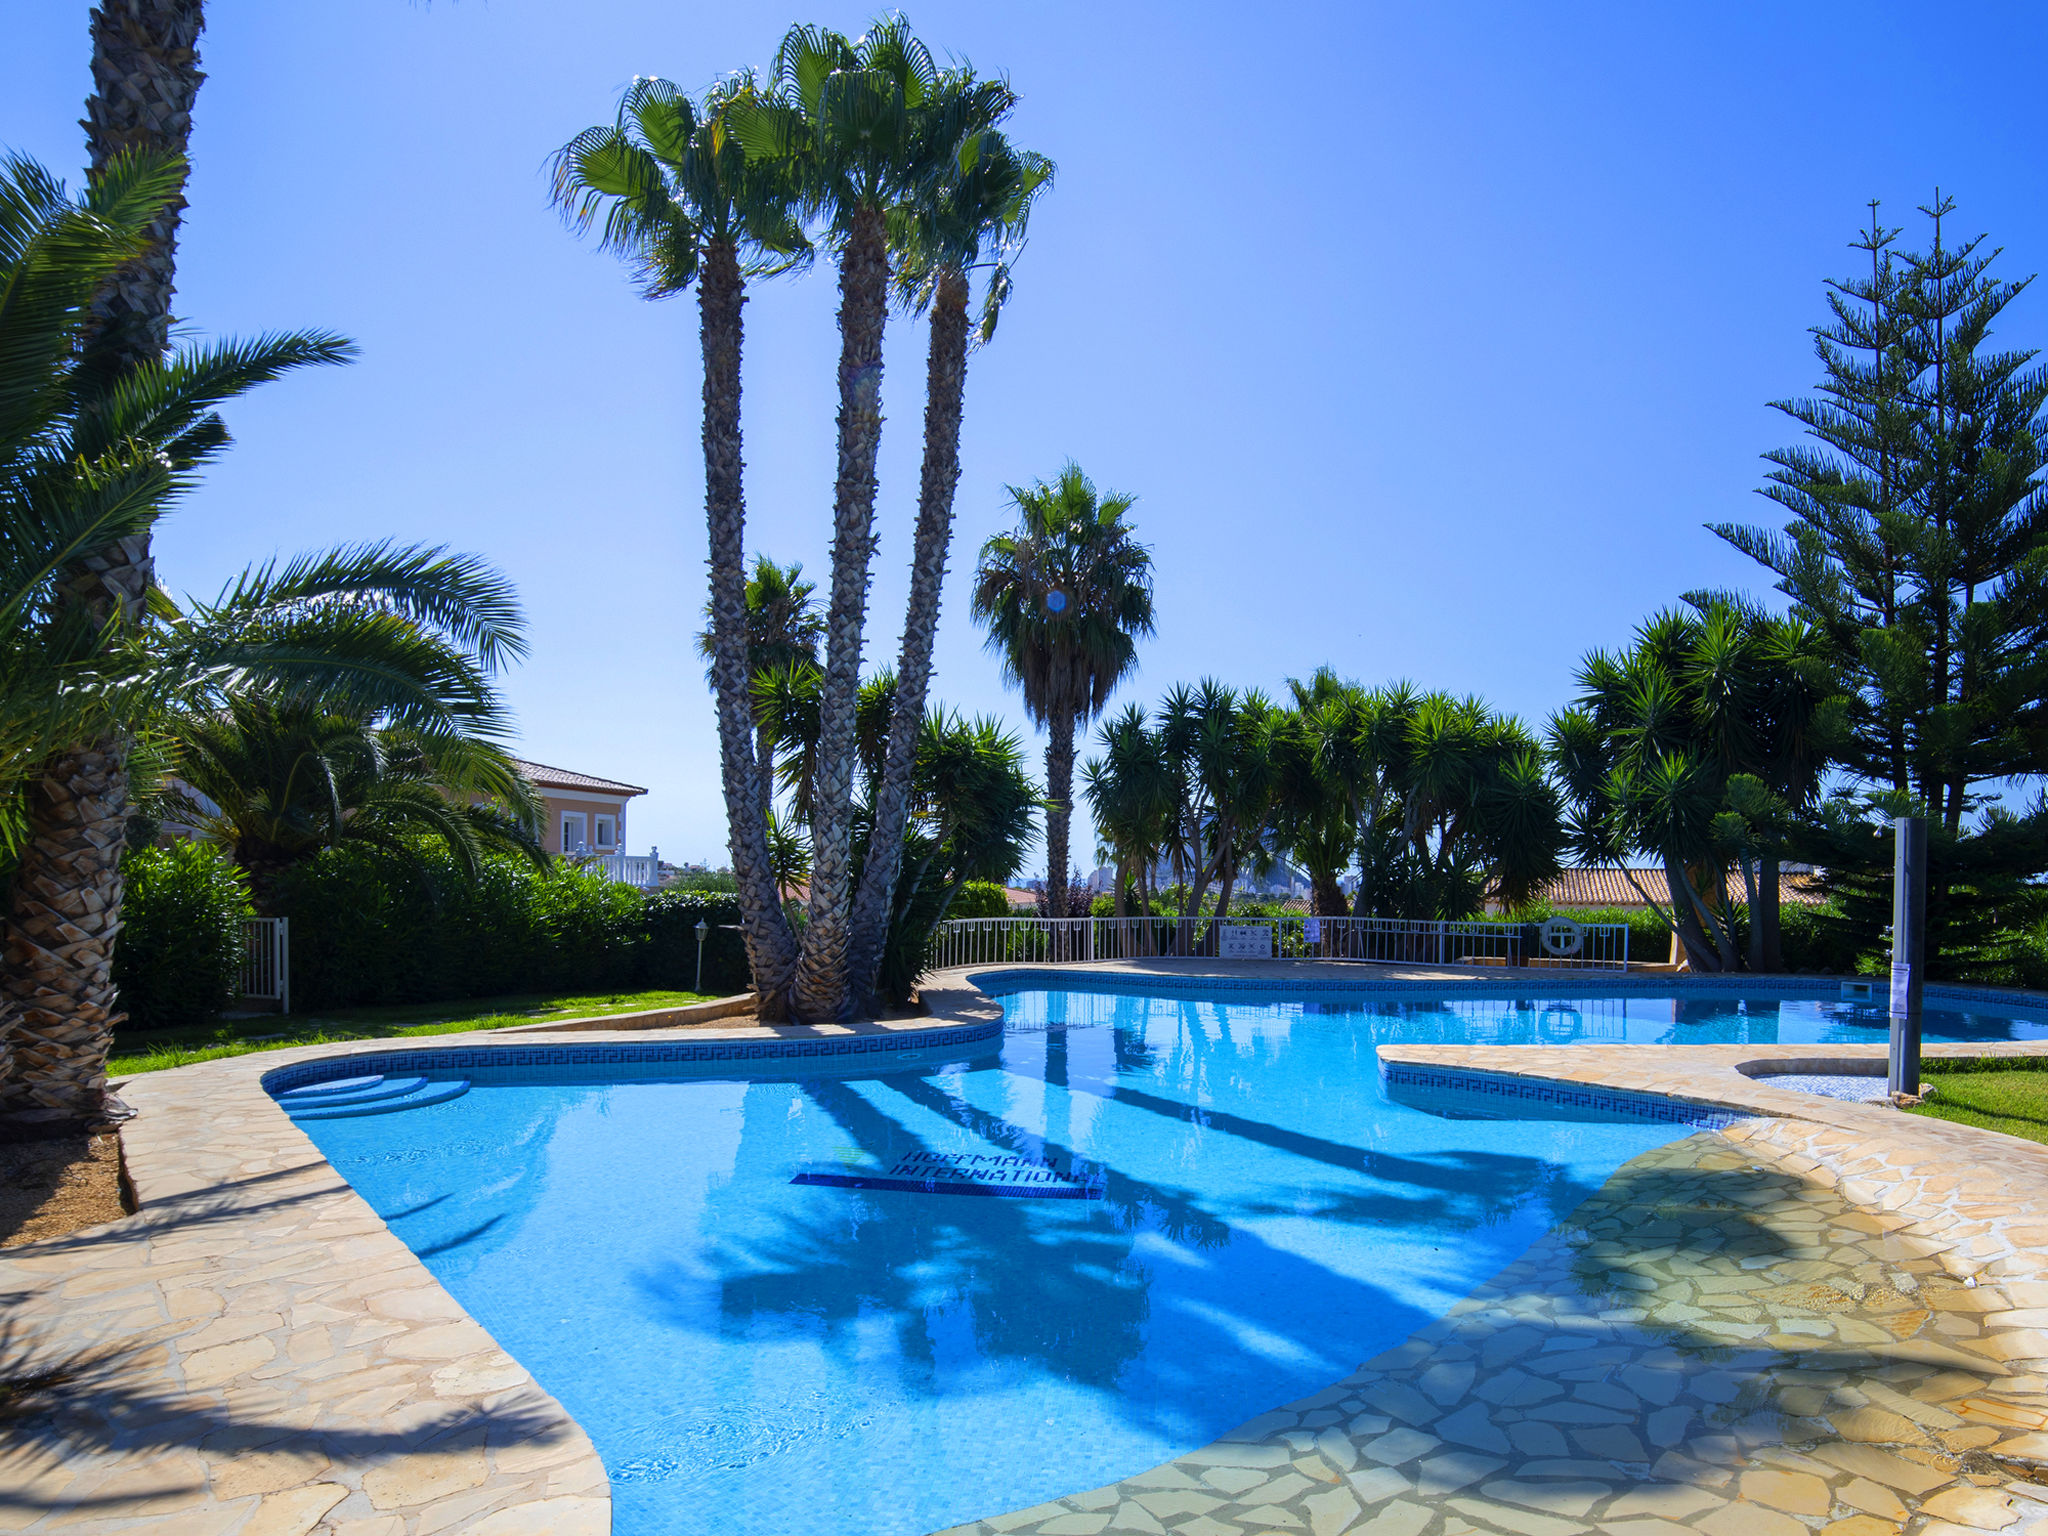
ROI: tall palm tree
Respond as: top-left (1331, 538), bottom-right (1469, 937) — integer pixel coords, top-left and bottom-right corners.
top-left (735, 21), bottom-right (1015, 1018)
top-left (553, 73), bottom-right (809, 1012)
top-left (0, 149), bottom-right (352, 1121)
top-left (972, 464), bottom-right (1155, 914)
top-left (846, 117), bottom-right (1053, 1003)
top-left (694, 554), bottom-right (824, 813)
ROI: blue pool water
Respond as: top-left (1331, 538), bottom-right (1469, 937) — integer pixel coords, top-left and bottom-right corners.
top-left (290, 983), bottom-right (2048, 1536)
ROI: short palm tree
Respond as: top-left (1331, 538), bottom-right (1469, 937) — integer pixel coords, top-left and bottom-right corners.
top-left (553, 73), bottom-right (809, 1009)
top-left (972, 464), bottom-right (1155, 914)
top-left (693, 554), bottom-right (824, 813)
top-left (161, 702), bottom-right (542, 906)
top-left (846, 115), bottom-right (1052, 1001)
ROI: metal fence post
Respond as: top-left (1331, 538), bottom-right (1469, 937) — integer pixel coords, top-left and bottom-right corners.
top-left (278, 917), bottom-right (290, 1015)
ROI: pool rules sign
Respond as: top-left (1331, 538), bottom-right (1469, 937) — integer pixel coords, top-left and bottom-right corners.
top-left (1218, 923), bottom-right (1273, 959)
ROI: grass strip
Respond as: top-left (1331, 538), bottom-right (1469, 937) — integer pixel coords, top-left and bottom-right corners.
top-left (1904, 1065), bottom-right (2048, 1147)
top-left (109, 988), bottom-right (726, 1078)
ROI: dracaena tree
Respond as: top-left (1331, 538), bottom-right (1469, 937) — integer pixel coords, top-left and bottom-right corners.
top-left (1548, 604), bottom-right (1838, 972)
top-left (1082, 704), bottom-right (1173, 928)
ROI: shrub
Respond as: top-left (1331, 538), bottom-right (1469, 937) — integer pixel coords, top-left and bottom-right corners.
top-left (950, 881), bottom-right (1013, 919)
top-left (115, 842), bottom-right (254, 1030)
top-left (274, 844), bottom-right (751, 1010)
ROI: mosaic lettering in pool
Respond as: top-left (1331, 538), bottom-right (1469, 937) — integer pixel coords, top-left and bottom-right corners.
top-left (296, 1002), bottom-right (1699, 1536)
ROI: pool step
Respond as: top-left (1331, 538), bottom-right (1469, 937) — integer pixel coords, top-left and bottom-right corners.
top-left (278, 1074), bottom-right (430, 1107)
top-left (279, 1077), bottom-right (470, 1120)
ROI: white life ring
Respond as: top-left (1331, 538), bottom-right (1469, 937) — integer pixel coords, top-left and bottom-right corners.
top-left (1538, 917), bottom-right (1584, 957)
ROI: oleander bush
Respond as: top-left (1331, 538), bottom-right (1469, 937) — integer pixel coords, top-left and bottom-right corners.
top-left (273, 843), bottom-right (751, 1010)
top-left (114, 842), bottom-right (255, 1030)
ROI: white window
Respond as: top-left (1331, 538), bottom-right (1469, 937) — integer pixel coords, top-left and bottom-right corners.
top-left (560, 812), bottom-right (587, 852)
top-left (594, 814), bottom-right (616, 849)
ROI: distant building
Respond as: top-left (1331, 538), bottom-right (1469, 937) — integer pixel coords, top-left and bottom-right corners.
top-left (511, 759), bottom-right (648, 857)
top-left (1484, 865), bottom-right (1826, 914)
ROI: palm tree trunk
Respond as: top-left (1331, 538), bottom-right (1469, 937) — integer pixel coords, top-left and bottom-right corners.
top-left (0, 751), bottom-right (131, 1119)
top-left (792, 205), bottom-right (891, 1022)
top-left (1045, 709), bottom-right (1076, 919)
top-left (1758, 852), bottom-right (1783, 971)
top-left (2, 1), bottom-right (204, 1119)
top-left (699, 239), bottom-right (797, 1016)
top-left (1313, 871), bottom-right (1346, 918)
top-left (1739, 853), bottom-right (1763, 972)
top-left (846, 267), bottom-right (970, 1004)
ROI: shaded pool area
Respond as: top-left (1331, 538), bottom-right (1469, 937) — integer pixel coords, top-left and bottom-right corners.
top-left (291, 995), bottom-right (1697, 1535)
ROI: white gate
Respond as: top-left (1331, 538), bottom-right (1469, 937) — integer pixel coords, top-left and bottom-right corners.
top-left (239, 917), bottom-right (290, 1013)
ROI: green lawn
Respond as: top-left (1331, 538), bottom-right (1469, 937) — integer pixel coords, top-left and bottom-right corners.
top-left (1905, 1065), bottom-right (2048, 1146)
top-left (109, 988), bottom-right (726, 1078)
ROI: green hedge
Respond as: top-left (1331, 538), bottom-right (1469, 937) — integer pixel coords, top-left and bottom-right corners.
top-left (274, 845), bottom-right (751, 1010)
top-left (114, 842), bottom-right (254, 1030)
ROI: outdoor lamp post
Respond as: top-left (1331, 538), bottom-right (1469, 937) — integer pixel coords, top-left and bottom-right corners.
top-left (695, 918), bottom-right (710, 995)
top-left (1888, 815), bottom-right (1928, 1097)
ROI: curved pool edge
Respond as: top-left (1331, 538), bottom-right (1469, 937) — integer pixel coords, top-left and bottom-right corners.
top-left (1, 1002), bottom-right (1005, 1535)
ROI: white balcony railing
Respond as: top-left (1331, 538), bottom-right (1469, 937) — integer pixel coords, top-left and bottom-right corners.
top-left (929, 914), bottom-right (1629, 973)
top-left (575, 850), bottom-right (663, 889)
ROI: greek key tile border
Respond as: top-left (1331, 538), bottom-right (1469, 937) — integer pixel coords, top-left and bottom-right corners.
top-left (967, 966), bottom-right (2048, 1016)
top-left (1380, 1060), bottom-right (1752, 1129)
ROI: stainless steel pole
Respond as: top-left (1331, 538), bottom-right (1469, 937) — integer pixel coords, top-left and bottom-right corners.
top-left (1888, 816), bottom-right (1927, 1096)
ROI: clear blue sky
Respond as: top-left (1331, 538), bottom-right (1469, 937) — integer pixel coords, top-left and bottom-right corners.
top-left (9, 3), bottom-right (2048, 870)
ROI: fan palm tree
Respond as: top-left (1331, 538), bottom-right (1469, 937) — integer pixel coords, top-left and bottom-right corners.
top-left (972, 464), bottom-right (1155, 914)
top-left (694, 554), bottom-right (824, 813)
top-left (733, 21), bottom-right (1017, 1018)
top-left (553, 73), bottom-right (810, 1012)
top-left (1, 149), bottom-right (352, 1120)
top-left (846, 118), bottom-right (1053, 1004)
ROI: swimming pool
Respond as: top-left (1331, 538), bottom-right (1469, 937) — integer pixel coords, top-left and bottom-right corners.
top-left (283, 979), bottom-right (2046, 1536)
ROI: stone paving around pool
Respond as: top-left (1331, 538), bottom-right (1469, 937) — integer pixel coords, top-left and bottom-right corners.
top-left (930, 1015), bottom-right (2048, 1536)
top-left (10, 962), bottom-right (2048, 1535)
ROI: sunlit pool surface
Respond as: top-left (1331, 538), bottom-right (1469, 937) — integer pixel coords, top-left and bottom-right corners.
top-left (292, 982), bottom-right (2048, 1536)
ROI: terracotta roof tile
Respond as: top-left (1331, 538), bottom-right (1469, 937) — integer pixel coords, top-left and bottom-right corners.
top-left (1530, 866), bottom-right (1826, 909)
top-left (511, 758), bottom-right (647, 797)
